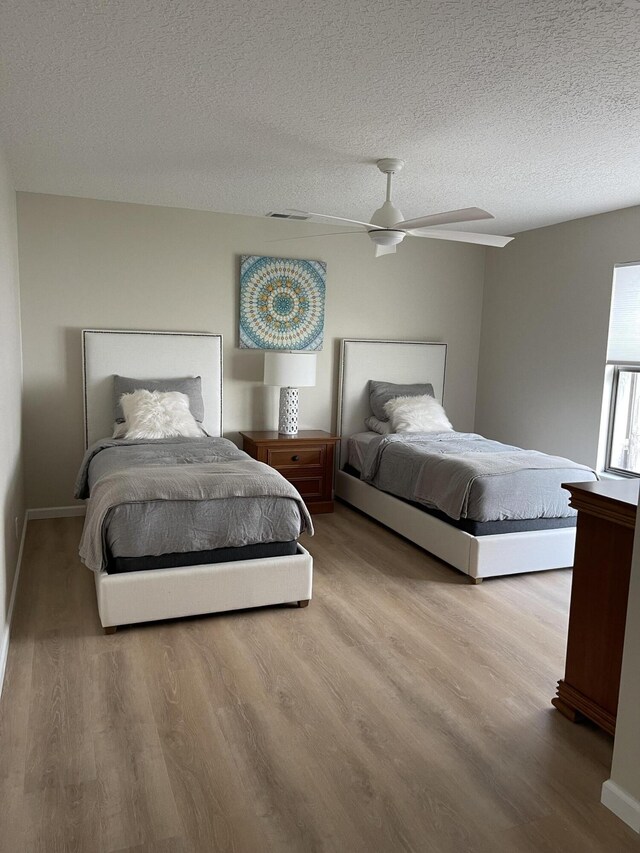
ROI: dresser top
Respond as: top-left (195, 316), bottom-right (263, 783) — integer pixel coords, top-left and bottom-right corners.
top-left (240, 430), bottom-right (339, 444)
top-left (562, 478), bottom-right (639, 527)
top-left (563, 479), bottom-right (639, 508)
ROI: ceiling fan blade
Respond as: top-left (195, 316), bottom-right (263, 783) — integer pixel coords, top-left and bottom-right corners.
top-left (409, 229), bottom-right (513, 248)
top-left (269, 231), bottom-right (365, 242)
top-left (284, 209), bottom-right (384, 230)
top-left (394, 207), bottom-right (494, 231)
top-left (375, 243), bottom-right (397, 257)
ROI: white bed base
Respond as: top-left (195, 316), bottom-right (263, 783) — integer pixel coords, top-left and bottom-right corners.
top-left (335, 339), bottom-right (576, 581)
top-left (95, 545), bottom-right (313, 629)
top-left (82, 329), bottom-right (312, 630)
top-left (336, 470), bottom-right (575, 581)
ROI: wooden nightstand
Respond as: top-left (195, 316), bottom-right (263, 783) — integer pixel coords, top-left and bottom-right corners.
top-left (240, 430), bottom-right (340, 514)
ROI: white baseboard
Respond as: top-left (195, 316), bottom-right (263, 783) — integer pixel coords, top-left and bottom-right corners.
top-left (602, 780), bottom-right (640, 833)
top-left (0, 514), bottom-right (28, 699)
top-left (26, 505), bottom-right (86, 520)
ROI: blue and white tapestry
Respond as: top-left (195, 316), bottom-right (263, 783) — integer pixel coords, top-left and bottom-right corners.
top-left (239, 255), bottom-right (326, 350)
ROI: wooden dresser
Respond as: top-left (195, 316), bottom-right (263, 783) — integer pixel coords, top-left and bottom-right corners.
top-left (552, 479), bottom-right (639, 734)
top-left (240, 430), bottom-right (340, 514)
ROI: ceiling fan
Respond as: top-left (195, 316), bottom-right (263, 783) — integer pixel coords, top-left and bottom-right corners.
top-left (277, 159), bottom-right (513, 257)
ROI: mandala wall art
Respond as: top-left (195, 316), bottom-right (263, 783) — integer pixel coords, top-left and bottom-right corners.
top-left (239, 255), bottom-right (326, 350)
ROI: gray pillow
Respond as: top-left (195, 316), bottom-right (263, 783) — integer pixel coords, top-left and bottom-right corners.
top-left (369, 380), bottom-right (435, 421)
top-left (114, 375), bottom-right (204, 423)
top-left (365, 415), bottom-right (391, 435)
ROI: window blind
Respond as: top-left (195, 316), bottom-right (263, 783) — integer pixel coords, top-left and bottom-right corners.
top-left (607, 263), bottom-right (640, 362)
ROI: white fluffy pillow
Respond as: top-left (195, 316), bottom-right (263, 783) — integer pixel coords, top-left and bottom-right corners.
top-left (383, 394), bottom-right (453, 434)
top-left (119, 390), bottom-right (202, 439)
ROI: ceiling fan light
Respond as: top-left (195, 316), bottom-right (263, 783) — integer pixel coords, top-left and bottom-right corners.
top-left (368, 229), bottom-right (406, 248)
top-left (370, 200), bottom-right (404, 228)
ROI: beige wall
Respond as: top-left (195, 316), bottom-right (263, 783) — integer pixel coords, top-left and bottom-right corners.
top-left (476, 205), bottom-right (640, 466)
top-left (0, 145), bottom-right (24, 659)
top-left (17, 192), bottom-right (486, 508)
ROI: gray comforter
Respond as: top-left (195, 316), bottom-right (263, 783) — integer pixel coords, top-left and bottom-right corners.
top-left (75, 437), bottom-right (313, 571)
top-left (360, 432), bottom-right (597, 521)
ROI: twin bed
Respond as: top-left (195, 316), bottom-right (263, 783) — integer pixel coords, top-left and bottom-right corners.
top-left (336, 339), bottom-right (596, 582)
top-left (77, 331), bottom-right (595, 632)
top-left (79, 329), bottom-right (313, 632)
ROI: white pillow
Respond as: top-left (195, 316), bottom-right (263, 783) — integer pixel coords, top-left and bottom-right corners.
top-left (383, 394), bottom-right (453, 434)
top-left (365, 415), bottom-right (392, 435)
top-left (119, 390), bottom-right (202, 439)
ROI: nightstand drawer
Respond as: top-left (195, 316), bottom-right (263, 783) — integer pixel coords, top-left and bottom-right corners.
top-left (288, 476), bottom-right (324, 499)
top-left (266, 446), bottom-right (324, 470)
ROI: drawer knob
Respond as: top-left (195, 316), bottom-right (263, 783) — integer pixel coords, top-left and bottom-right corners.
top-left (292, 454), bottom-right (300, 462)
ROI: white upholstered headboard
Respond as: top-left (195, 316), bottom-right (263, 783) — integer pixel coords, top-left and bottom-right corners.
top-left (337, 339), bottom-right (447, 468)
top-left (82, 329), bottom-right (223, 448)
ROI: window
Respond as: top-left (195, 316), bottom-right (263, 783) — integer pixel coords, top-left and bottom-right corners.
top-left (608, 368), bottom-right (640, 475)
top-left (605, 264), bottom-right (640, 477)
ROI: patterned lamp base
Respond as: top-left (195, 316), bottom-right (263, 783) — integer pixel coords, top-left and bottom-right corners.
top-left (278, 387), bottom-right (299, 435)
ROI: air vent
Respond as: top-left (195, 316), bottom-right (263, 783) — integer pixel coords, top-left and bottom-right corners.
top-left (265, 211), bottom-right (310, 221)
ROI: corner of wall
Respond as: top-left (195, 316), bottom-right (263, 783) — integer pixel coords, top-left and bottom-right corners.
top-left (472, 244), bottom-right (496, 432)
top-left (0, 144), bottom-right (26, 699)
top-left (0, 515), bottom-right (27, 697)
top-left (601, 780), bottom-right (640, 834)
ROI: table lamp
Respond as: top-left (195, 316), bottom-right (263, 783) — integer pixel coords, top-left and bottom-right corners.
top-left (263, 351), bottom-right (317, 435)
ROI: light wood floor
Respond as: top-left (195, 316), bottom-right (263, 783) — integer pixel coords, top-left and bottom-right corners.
top-left (1, 506), bottom-right (640, 853)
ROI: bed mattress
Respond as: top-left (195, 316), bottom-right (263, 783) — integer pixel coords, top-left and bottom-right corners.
top-left (347, 431), bottom-right (593, 535)
top-left (75, 436), bottom-right (312, 571)
top-left (106, 540), bottom-right (299, 573)
top-left (103, 496), bottom-right (302, 560)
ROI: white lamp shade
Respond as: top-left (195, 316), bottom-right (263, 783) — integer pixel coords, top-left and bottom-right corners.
top-left (263, 351), bottom-right (317, 387)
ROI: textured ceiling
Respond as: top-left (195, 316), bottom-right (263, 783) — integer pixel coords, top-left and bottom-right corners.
top-left (1, 0), bottom-right (640, 234)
